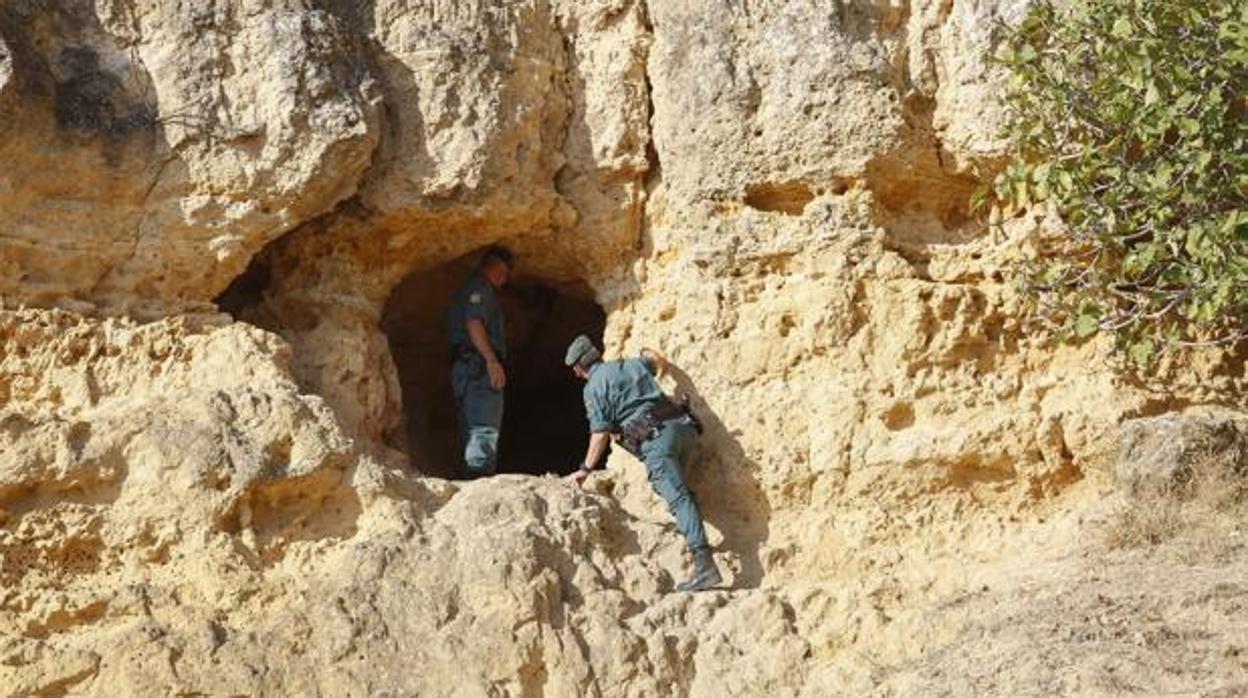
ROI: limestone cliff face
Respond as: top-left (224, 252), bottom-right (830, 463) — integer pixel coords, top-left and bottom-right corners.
top-left (1, 1), bottom-right (1245, 695)
top-left (0, 0), bottom-right (379, 315)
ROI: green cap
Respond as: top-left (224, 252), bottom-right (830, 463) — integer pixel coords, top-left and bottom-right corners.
top-left (565, 334), bottom-right (599, 367)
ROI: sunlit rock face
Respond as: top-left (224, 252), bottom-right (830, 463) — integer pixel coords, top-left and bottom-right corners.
top-left (0, 0), bottom-right (380, 316)
top-left (2, 1), bottom-right (1245, 695)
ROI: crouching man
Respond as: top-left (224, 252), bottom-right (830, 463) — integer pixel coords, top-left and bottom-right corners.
top-left (564, 335), bottom-right (722, 592)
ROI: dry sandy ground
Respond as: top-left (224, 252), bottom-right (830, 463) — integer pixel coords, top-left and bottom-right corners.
top-left (855, 511), bottom-right (1248, 696)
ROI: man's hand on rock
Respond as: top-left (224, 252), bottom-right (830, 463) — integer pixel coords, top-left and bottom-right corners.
top-left (566, 468), bottom-right (590, 488)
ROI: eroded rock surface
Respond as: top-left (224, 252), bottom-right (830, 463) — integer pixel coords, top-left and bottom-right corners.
top-left (0, 0), bottom-right (379, 316)
top-left (0, 311), bottom-right (814, 695)
top-left (1117, 412), bottom-right (1248, 494)
top-left (1, 1), bottom-right (1245, 695)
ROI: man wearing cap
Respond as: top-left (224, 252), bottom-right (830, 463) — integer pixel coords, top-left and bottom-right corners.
top-left (446, 245), bottom-right (514, 478)
top-left (564, 335), bottom-right (722, 592)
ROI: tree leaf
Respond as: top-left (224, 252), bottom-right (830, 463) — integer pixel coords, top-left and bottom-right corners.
top-left (1074, 310), bottom-right (1100, 338)
top-left (976, 0), bottom-right (1246, 362)
top-left (1144, 81), bottom-right (1161, 105)
top-left (1128, 338), bottom-right (1155, 364)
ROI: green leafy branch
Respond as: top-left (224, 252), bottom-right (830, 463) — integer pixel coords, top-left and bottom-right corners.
top-left (981, 0), bottom-right (1248, 366)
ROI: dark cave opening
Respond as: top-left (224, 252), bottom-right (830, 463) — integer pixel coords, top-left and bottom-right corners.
top-left (381, 252), bottom-right (607, 480)
top-left (213, 258), bottom-right (272, 319)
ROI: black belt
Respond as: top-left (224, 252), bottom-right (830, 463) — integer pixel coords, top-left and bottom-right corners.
top-left (619, 398), bottom-right (701, 454)
top-left (451, 345), bottom-right (505, 365)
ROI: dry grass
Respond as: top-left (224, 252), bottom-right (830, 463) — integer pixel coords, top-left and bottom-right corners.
top-left (1105, 451), bottom-right (1248, 553)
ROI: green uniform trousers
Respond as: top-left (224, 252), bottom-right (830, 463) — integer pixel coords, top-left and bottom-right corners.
top-left (638, 420), bottom-right (709, 551)
top-left (451, 355), bottom-right (503, 477)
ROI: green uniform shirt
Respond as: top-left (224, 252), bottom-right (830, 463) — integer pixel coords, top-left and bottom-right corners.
top-left (447, 273), bottom-right (506, 360)
top-left (583, 356), bottom-right (663, 433)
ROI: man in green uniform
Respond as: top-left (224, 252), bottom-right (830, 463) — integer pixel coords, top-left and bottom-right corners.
top-left (564, 335), bottom-right (722, 592)
top-left (446, 245), bottom-right (513, 478)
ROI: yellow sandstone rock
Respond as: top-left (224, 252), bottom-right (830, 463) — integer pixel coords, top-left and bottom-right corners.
top-left (1, 1), bottom-right (1244, 695)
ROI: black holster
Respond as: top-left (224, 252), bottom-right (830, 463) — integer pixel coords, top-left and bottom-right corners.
top-left (451, 345), bottom-right (505, 372)
top-left (619, 396), bottom-right (701, 455)
top-left (451, 344), bottom-right (476, 364)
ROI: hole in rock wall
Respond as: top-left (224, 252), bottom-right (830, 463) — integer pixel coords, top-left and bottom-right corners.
top-left (214, 259), bottom-right (272, 318)
top-left (743, 181), bottom-right (815, 216)
top-left (381, 251), bottom-right (607, 480)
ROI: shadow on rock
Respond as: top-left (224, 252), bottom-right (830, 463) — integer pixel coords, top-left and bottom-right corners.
top-left (664, 362), bottom-right (771, 589)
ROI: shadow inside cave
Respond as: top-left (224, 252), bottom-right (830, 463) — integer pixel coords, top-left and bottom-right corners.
top-left (381, 249), bottom-right (606, 480)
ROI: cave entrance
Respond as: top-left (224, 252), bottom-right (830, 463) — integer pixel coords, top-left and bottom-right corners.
top-left (382, 253), bottom-right (606, 479)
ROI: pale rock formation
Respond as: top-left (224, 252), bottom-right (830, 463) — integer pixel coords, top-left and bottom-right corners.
top-left (231, 0), bottom-right (658, 442)
top-left (0, 0), bottom-right (379, 316)
top-left (0, 32), bottom-right (13, 108)
top-left (0, 311), bottom-right (815, 695)
top-left (1, 0), bottom-right (1246, 695)
top-left (1116, 411), bottom-right (1248, 493)
top-left (904, 0), bottom-right (1032, 167)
